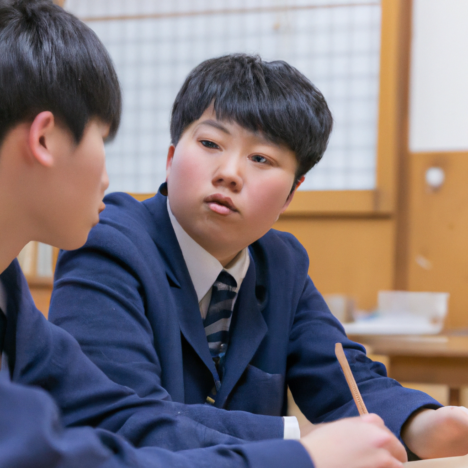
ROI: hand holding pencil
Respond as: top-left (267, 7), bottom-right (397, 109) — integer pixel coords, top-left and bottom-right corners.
top-left (334, 342), bottom-right (468, 466)
top-left (299, 413), bottom-right (407, 468)
top-left (298, 343), bottom-right (407, 467)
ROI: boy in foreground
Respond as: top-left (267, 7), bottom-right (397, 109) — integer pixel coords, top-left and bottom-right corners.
top-left (50, 53), bottom-right (468, 460)
top-left (0, 1), bottom-right (410, 467)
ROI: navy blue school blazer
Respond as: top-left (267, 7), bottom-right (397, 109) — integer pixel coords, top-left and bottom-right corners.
top-left (50, 183), bottom-right (441, 440)
top-left (1, 260), bottom-right (313, 468)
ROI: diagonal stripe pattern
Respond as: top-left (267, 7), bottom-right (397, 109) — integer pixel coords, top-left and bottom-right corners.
top-left (204, 270), bottom-right (237, 362)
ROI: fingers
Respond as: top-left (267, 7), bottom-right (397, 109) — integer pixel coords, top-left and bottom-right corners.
top-left (361, 413), bottom-right (385, 426)
top-left (378, 451), bottom-right (405, 468)
top-left (300, 415), bottom-right (407, 468)
top-left (379, 427), bottom-right (407, 463)
top-left (362, 414), bottom-right (407, 463)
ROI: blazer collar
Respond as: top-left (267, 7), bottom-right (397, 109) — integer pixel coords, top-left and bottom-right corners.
top-left (215, 257), bottom-right (268, 407)
top-left (0, 259), bottom-right (32, 377)
top-left (142, 184), bottom-right (219, 379)
top-left (141, 183), bottom-right (183, 289)
top-left (143, 184), bottom-right (269, 393)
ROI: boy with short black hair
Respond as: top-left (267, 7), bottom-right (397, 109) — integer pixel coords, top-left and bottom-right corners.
top-left (170, 54), bottom-right (332, 189)
top-left (0, 2), bottom-right (379, 466)
top-left (50, 52), bottom-right (468, 461)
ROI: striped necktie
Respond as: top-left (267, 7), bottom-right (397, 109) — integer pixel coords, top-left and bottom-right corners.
top-left (204, 270), bottom-right (237, 379)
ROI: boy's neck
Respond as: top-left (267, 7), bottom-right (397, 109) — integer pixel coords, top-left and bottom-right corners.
top-left (0, 172), bottom-right (30, 274)
top-left (0, 197), bottom-right (29, 273)
top-left (0, 227), bottom-right (27, 275)
top-left (219, 252), bottom-right (241, 268)
top-left (167, 199), bottom-right (243, 268)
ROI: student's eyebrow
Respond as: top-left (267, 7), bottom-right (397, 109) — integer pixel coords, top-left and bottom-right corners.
top-left (197, 120), bottom-right (231, 135)
top-left (197, 119), bottom-right (281, 149)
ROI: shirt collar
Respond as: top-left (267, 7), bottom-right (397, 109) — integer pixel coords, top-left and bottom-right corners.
top-left (167, 199), bottom-right (249, 302)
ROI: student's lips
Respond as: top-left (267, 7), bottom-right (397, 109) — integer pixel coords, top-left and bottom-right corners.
top-left (204, 194), bottom-right (238, 215)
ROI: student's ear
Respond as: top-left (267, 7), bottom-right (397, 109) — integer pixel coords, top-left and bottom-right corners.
top-left (165, 144), bottom-right (176, 181)
top-left (279, 176), bottom-right (305, 215)
top-left (28, 111), bottom-right (57, 167)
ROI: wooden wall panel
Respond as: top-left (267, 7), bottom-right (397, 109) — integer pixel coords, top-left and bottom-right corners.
top-left (30, 286), bottom-right (52, 318)
top-left (274, 217), bottom-right (395, 311)
top-left (406, 152), bottom-right (468, 330)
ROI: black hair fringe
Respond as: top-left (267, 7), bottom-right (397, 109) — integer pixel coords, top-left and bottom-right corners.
top-left (170, 54), bottom-right (333, 179)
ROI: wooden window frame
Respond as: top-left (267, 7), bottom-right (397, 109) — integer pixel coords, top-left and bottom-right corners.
top-left (284, 0), bottom-right (405, 217)
top-left (76, 0), bottom-right (406, 217)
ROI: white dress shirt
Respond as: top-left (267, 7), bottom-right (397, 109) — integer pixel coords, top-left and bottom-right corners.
top-left (167, 200), bottom-right (300, 440)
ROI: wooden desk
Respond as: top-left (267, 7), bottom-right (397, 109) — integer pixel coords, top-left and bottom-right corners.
top-left (348, 334), bottom-right (468, 406)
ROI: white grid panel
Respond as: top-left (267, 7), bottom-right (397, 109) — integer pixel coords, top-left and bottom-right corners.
top-left (65, 0), bottom-right (381, 192)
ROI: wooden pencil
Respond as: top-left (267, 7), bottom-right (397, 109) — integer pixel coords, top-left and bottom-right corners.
top-left (335, 342), bottom-right (368, 416)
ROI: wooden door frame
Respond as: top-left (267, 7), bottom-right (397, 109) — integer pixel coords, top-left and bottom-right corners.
top-left (392, 0), bottom-right (414, 289)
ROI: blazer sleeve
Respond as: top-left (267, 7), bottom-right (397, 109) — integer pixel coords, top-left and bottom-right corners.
top-left (14, 296), bottom-right (286, 452)
top-left (0, 378), bottom-right (313, 468)
top-left (47, 227), bottom-right (284, 444)
top-left (286, 274), bottom-right (442, 440)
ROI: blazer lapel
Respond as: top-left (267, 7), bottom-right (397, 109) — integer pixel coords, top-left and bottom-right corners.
top-left (142, 186), bottom-right (219, 382)
top-left (0, 260), bottom-right (21, 377)
top-left (215, 259), bottom-right (268, 407)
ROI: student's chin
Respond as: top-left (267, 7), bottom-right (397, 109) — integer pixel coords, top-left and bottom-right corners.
top-left (60, 232), bottom-right (91, 252)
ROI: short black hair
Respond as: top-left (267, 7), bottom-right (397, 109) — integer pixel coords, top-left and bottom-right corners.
top-left (0, 0), bottom-right (121, 146)
top-left (170, 54), bottom-right (333, 182)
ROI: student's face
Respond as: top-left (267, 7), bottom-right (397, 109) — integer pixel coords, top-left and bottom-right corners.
top-left (166, 107), bottom-right (299, 265)
top-left (37, 119), bottom-right (110, 250)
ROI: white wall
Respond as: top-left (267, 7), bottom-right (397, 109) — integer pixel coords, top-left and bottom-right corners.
top-left (410, 0), bottom-right (468, 152)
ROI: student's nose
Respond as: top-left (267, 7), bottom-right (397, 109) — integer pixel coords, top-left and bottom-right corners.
top-left (212, 154), bottom-right (244, 192)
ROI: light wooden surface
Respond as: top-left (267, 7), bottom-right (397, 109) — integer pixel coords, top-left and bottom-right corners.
top-left (127, 193), bottom-right (155, 202)
top-left (351, 334), bottom-right (468, 405)
top-left (376, 0), bottom-right (411, 214)
top-left (392, 0), bottom-right (413, 291)
top-left (30, 286), bottom-right (52, 318)
top-left (405, 454), bottom-right (468, 467)
top-left (283, 190), bottom-right (381, 217)
top-left (405, 152), bottom-right (468, 330)
top-left (274, 0), bottom-right (412, 313)
top-left (274, 217), bottom-right (396, 311)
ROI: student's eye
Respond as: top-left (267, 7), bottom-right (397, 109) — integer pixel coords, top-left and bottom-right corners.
top-left (200, 140), bottom-right (220, 150)
top-left (251, 154), bottom-right (269, 164)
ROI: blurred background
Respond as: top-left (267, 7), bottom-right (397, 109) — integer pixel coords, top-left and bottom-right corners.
top-left (26, 0), bottom-right (468, 407)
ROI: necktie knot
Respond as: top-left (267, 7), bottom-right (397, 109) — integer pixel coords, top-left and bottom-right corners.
top-left (215, 270), bottom-right (237, 290)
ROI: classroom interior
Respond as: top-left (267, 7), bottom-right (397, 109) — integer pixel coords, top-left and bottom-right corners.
top-left (23, 0), bottom-right (468, 413)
